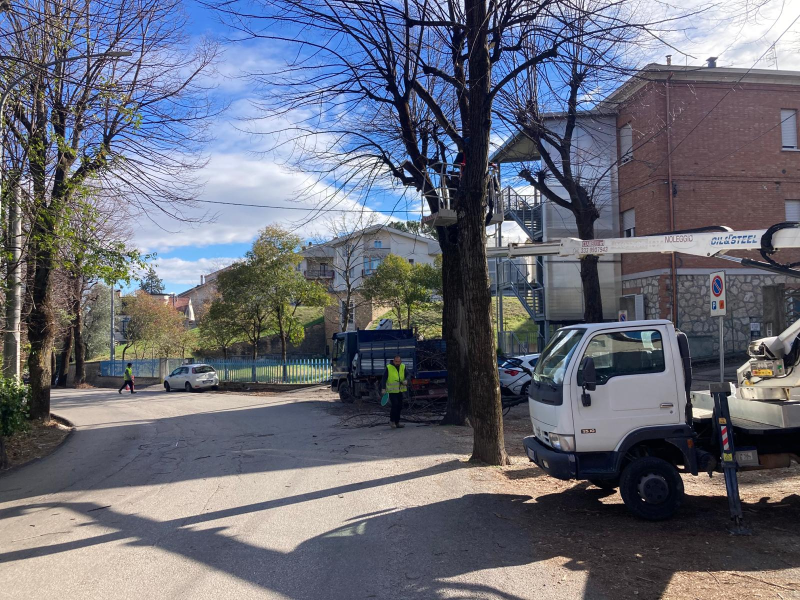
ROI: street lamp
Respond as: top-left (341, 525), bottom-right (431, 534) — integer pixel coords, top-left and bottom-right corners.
top-left (0, 49), bottom-right (132, 380)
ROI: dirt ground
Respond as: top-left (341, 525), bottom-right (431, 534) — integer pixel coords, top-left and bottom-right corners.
top-left (1, 417), bottom-right (72, 471)
top-left (483, 404), bottom-right (800, 599)
top-left (328, 394), bottom-right (800, 599)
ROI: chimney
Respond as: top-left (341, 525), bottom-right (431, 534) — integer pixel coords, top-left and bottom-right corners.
top-left (706, 56), bottom-right (717, 68)
top-left (201, 275), bottom-right (205, 285)
top-left (666, 55), bottom-right (672, 66)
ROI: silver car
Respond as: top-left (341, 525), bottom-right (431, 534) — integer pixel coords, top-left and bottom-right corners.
top-left (498, 353), bottom-right (540, 397)
top-left (164, 364), bottom-right (219, 392)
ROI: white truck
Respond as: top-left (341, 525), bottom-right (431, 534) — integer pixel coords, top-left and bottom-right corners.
top-left (485, 223), bottom-right (800, 523)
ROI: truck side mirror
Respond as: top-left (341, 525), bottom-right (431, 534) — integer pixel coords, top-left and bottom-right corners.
top-left (581, 356), bottom-right (597, 392)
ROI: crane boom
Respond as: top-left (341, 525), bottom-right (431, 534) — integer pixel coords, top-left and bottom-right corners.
top-left (486, 226), bottom-right (800, 260)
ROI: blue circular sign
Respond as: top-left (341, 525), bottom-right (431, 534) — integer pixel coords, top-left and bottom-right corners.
top-left (712, 275), bottom-right (723, 297)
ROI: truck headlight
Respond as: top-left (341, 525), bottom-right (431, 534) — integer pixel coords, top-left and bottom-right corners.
top-left (549, 434), bottom-right (575, 452)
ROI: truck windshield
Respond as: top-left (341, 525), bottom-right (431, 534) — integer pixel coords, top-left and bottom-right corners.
top-left (534, 328), bottom-right (585, 386)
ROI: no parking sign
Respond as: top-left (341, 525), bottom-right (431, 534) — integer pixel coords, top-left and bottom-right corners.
top-left (710, 271), bottom-right (727, 317)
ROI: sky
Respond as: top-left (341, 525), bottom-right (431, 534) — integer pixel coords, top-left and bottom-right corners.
top-left (142, 0), bottom-right (800, 294)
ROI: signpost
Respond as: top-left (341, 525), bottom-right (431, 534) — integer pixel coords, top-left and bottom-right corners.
top-left (710, 271), bottom-right (727, 382)
top-left (618, 310), bottom-right (628, 322)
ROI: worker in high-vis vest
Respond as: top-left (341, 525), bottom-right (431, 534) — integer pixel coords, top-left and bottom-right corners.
top-left (118, 363), bottom-right (136, 395)
top-left (381, 355), bottom-right (408, 429)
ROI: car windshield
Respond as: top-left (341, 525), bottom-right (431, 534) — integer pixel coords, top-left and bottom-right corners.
top-left (534, 328), bottom-right (585, 386)
top-left (192, 366), bottom-right (215, 374)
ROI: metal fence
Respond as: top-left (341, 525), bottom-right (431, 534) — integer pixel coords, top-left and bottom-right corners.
top-left (498, 332), bottom-right (542, 356)
top-left (196, 357), bottom-right (331, 384)
top-left (100, 357), bottom-right (332, 384)
top-left (101, 359), bottom-right (161, 378)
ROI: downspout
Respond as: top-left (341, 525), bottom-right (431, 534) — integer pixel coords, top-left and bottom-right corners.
top-left (666, 72), bottom-right (678, 325)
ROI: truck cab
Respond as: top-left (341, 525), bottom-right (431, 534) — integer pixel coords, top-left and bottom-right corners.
top-left (525, 320), bottom-right (697, 520)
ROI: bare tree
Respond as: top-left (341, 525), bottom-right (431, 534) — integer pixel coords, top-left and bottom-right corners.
top-left (313, 213), bottom-right (380, 333)
top-left (0, 0), bottom-right (217, 418)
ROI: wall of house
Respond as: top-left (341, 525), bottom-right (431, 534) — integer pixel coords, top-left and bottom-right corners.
top-left (623, 272), bottom-right (799, 357)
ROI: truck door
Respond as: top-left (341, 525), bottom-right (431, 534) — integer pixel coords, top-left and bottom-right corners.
top-left (572, 327), bottom-right (680, 452)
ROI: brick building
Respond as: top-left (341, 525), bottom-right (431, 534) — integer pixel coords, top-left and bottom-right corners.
top-left (610, 62), bottom-right (800, 356)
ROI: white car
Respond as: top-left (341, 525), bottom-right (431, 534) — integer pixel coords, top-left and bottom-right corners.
top-left (164, 364), bottom-right (219, 392)
top-left (498, 353), bottom-right (540, 397)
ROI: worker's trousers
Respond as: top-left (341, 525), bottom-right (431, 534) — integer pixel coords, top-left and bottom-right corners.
top-left (389, 393), bottom-right (404, 424)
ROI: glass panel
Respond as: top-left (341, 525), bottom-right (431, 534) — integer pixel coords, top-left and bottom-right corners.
top-left (580, 330), bottom-right (665, 384)
top-left (534, 328), bottom-right (586, 386)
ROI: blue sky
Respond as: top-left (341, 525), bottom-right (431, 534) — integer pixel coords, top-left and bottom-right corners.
top-left (141, 0), bottom-right (800, 294)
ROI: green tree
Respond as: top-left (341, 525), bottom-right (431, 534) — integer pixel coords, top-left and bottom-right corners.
top-left (386, 220), bottom-right (436, 239)
top-left (83, 285), bottom-right (113, 361)
top-left (362, 254), bottom-right (439, 330)
top-left (139, 267), bottom-right (165, 295)
top-left (120, 292), bottom-right (185, 359)
top-left (198, 300), bottom-right (242, 359)
top-left (250, 227), bottom-right (330, 379)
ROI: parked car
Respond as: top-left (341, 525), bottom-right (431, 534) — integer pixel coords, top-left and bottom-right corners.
top-left (498, 353), bottom-right (540, 397)
top-left (164, 364), bottom-right (219, 392)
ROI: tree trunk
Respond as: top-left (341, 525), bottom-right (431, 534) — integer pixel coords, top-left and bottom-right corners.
top-left (57, 323), bottom-right (74, 387)
top-left (575, 209), bottom-right (603, 322)
top-left (74, 319), bottom-right (85, 384)
top-left (27, 244), bottom-right (56, 420)
top-left (280, 326), bottom-right (288, 383)
top-left (439, 227), bottom-right (471, 426)
top-left (460, 0), bottom-right (508, 465)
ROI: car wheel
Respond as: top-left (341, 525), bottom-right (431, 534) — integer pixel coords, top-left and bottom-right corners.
top-left (588, 478), bottom-right (619, 490)
top-left (620, 457), bottom-right (684, 521)
top-left (520, 382), bottom-right (530, 398)
top-left (338, 382), bottom-right (354, 403)
top-left (212, 385), bottom-right (219, 391)
top-left (185, 382), bottom-right (193, 393)
top-left (164, 382), bottom-right (171, 393)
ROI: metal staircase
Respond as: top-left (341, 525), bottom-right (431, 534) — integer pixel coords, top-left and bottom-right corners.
top-left (498, 260), bottom-right (544, 320)
top-left (502, 188), bottom-right (542, 241)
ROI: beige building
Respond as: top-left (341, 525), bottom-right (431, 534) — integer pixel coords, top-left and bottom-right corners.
top-left (298, 225), bottom-right (441, 351)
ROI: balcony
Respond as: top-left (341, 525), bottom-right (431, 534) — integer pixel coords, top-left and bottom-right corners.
top-left (304, 269), bottom-right (335, 279)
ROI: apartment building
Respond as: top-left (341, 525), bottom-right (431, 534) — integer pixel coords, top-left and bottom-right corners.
top-left (493, 61), bottom-right (800, 356)
top-left (613, 62), bottom-right (800, 356)
top-left (298, 225), bottom-right (441, 346)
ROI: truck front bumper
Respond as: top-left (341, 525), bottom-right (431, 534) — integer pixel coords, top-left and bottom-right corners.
top-left (523, 435), bottom-right (576, 480)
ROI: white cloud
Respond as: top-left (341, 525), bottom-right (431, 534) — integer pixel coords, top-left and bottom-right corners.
top-left (154, 256), bottom-right (239, 288)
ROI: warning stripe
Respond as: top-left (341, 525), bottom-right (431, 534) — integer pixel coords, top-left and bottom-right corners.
top-left (721, 426), bottom-right (730, 452)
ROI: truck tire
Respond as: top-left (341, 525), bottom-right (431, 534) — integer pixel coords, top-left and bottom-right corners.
top-left (619, 457), bottom-right (684, 521)
top-left (588, 478), bottom-right (619, 490)
top-left (338, 382), bottom-right (354, 403)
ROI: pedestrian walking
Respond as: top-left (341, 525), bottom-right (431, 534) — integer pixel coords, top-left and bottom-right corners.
top-left (119, 363), bottom-right (136, 394)
top-left (381, 355), bottom-right (408, 429)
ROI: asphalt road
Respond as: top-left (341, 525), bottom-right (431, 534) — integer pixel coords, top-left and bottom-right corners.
top-left (0, 387), bottom-right (589, 600)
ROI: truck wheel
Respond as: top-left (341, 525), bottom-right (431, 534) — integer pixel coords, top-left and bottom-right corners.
top-left (338, 383), bottom-right (354, 403)
top-left (588, 478), bottom-right (619, 490)
top-left (620, 457), bottom-right (684, 521)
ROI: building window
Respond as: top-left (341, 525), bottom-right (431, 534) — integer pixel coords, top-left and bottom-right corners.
top-left (622, 208), bottom-right (636, 238)
top-left (786, 200), bottom-right (800, 221)
top-left (373, 240), bottom-right (382, 248)
top-left (408, 259), bottom-right (415, 265)
top-left (364, 257), bottom-right (382, 274)
top-left (619, 124), bottom-right (633, 164)
top-left (782, 109), bottom-right (798, 149)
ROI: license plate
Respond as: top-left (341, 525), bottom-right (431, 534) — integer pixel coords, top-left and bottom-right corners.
top-left (526, 447), bottom-right (537, 462)
top-left (752, 369), bottom-right (773, 377)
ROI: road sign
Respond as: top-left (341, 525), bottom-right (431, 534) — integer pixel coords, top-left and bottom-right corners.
top-left (618, 310), bottom-right (628, 322)
top-left (710, 271), bottom-right (726, 317)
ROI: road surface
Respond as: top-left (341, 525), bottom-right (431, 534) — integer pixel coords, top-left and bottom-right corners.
top-left (0, 387), bottom-right (586, 600)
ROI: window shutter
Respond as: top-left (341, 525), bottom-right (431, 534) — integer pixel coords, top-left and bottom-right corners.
top-left (786, 200), bottom-right (800, 221)
top-left (622, 208), bottom-right (635, 230)
top-left (620, 125), bottom-right (633, 162)
top-left (781, 110), bottom-right (798, 149)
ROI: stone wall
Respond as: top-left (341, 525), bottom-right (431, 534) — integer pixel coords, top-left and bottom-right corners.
top-left (624, 272), bottom-right (798, 359)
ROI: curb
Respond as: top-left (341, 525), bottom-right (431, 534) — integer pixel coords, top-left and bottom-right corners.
top-left (0, 413), bottom-right (76, 477)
